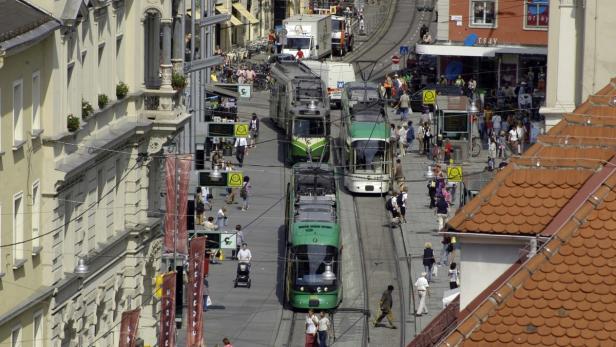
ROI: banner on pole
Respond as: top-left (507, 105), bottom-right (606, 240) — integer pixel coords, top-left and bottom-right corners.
top-left (187, 237), bottom-right (207, 347)
top-left (119, 309), bottom-right (141, 347)
top-left (164, 156), bottom-right (177, 254)
top-left (177, 154), bottom-right (193, 256)
top-left (159, 272), bottom-right (177, 347)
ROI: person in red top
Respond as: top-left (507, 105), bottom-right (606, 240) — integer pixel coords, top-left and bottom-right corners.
top-left (268, 29), bottom-right (276, 53)
top-left (296, 49), bottom-right (304, 60)
top-left (444, 139), bottom-right (453, 163)
top-left (223, 337), bottom-right (233, 347)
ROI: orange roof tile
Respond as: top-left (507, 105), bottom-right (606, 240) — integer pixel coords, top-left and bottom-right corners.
top-left (427, 79), bottom-right (616, 347)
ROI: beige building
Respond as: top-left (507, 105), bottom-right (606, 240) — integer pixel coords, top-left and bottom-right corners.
top-left (0, 2), bottom-right (60, 347)
top-left (1, 0), bottom-right (189, 346)
top-left (540, 0), bottom-right (616, 128)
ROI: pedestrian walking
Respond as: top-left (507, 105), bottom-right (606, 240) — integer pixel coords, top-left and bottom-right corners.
top-left (439, 235), bottom-right (452, 266)
top-left (436, 195), bottom-right (449, 231)
top-left (234, 136), bottom-right (248, 167)
top-left (385, 191), bottom-right (401, 225)
top-left (249, 113), bottom-right (259, 148)
top-left (414, 272), bottom-right (430, 316)
top-left (449, 263), bottom-right (460, 289)
top-left (397, 90), bottom-right (410, 121)
top-left (232, 224), bottom-right (245, 259)
top-left (397, 186), bottom-right (408, 223)
top-left (394, 159), bottom-right (404, 187)
top-left (399, 125), bottom-right (407, 157)
top-left (317, 311), bottom-right (331, 347)
top-left (406, 121), bottom-right (415, 153)
top-left (223, 337), bottom-right (233, 347)
top-left (216, 207), bottom-right (228, 230)
top-left (305, 309), bottom-right (318, 347)
top-left (416, 123), bottom-right (424, 154)
top-left (423, 243), bottom-right (436, 282)
top-left (240, 176), bottom-right (252, 211)
top-left (195, 187), bottom-right (205, 225)
top-left (237, 242), bottom-right (252, 264)
top-left (373, 285), bottom-right (397, 329)
top-left (423, 124), bottom-right (433, 157)
top-left (427, 177), bottom-right (437, 208)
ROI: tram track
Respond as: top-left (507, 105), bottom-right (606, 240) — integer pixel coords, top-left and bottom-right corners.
top-left (346, 0), bottom-right (436, 81)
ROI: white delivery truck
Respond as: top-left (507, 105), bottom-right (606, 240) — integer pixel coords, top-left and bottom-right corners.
top-left (302, 60), bottom-right (356, 107)
top-left (283, 14), bottom-right (332, 60)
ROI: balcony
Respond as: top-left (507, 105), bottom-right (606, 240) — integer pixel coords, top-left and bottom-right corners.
top-left (141, 88), bottom-right (190, 133)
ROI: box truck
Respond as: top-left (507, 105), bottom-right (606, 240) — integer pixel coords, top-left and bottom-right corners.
top-left (283, 14), bottom-right (332, 60)
top-left (302, 60), bottom-right (356, 107)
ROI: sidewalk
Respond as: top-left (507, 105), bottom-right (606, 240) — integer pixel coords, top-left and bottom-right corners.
top-left (177, 91), bottom-right (287, 347)
top-left (389, 109), bottom-right (490, 337)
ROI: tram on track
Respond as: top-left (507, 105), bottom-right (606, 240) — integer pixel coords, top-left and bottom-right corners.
top-left (284, 163), bottom-right (342, 309)
top-left (270, 61), bottom-right (331, 163)
top-left (340, 82), bottom-right (394, 194)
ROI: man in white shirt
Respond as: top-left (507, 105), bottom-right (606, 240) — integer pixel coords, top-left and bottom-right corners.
top-left (234, 136), bottom-right (248, 167)
top-left (508, 127), bottom-right (518, 155)
top-left (415, 272), bottom-right (430, 316)
top-left (317, 311), bottom-right (331, 347)
top-left (237, 243), bottom-right (252, 263)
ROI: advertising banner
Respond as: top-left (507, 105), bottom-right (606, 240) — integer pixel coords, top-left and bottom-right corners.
top-left (159, 272), bottom-right (177, 347)
top-left (118, 309), bottom-right (141, 347)
top-left (187, 237), bottom-right (207, 347)
top-left (164, 156), bottom-right (177, 254)
top-left (177, 154), bottom-right (193, 256)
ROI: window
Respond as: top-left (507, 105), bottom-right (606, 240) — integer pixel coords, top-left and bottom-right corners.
top-left (471, 0), bottom-right (496, 26)
top-left (13, 192), bottom-right (25, 262)
top-left (525, 0), bottom-right (549, 29)
top-left (32, 72), bottom-right (41, 131)
top-left (32, 181), bottom-right (41, 250)
top-left (11, 325), bottom-right (21, 347)
top-left (13, 80), bottom-right (24, 146)
top-left (33, 312), bottom-right (43, 347)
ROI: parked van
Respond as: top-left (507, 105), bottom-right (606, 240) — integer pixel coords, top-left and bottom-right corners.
top-left (302, 60), bottom-right (356, 107)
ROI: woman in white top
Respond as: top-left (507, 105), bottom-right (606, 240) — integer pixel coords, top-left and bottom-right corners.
top-left (449, 262), bottom-right (459, 289)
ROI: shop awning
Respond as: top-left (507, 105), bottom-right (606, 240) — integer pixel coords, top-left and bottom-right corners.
top-left (232, 3), bottom-right (259, 24)
top-left (215, 5), bottom-right (242, 26)
top-left (415, 43), bottom-right (547, 57)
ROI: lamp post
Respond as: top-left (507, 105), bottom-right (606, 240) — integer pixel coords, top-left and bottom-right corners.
top-left (468, 100), bottom-right (479, 158)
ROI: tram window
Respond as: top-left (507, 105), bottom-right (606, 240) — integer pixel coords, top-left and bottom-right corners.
top-left (352, 140), bottom-right (385, 172)
top-left (294, 118), bottom-right (325, 136)
top-left (287, 37), bottom-right (310, 50)
top-left (293, 245), bottom-right (339, 287)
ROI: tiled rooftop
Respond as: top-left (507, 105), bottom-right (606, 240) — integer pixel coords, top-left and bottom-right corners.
top-left (430, 78), bottom-right (616, 346)
top-left (447, 78), bottom-right (616, 236)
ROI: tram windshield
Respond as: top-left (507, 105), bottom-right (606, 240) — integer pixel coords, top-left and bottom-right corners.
top-left (352, 140), bottom-right (387, 173)
top-left (293, 245), bottom-right (339, 290)
top-left (294, 118), bottom-right (325, 137)
top-left (296, 170), bottom-right (336, 196)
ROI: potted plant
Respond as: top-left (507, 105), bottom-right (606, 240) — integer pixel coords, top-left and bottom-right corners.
top-left (82, 99), bottom-right (94, 119)
top-left (98, 94), bottom-right (109, 109)
top-left (67, 114), bottom-right (80, 132)
top-left (172, 72), bottom-right (187, 90)
top-left (116, 81), bottom-right (129, 99)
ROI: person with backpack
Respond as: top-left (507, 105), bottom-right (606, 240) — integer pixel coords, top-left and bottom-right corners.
top-left (385, 192), bottom-right (400, 225)
top-left (240, 176), bottom-right (252, 211)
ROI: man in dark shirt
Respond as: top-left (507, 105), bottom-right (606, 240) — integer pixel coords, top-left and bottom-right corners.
top-left (373, 285), bottom-right (397, 329)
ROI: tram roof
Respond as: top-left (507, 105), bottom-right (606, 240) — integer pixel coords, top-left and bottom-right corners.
top-left (291, 222), bottom-right (340, 247)
top-left (349, 122), bottom-right (389, 140)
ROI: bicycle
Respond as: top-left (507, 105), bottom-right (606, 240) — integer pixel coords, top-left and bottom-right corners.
top-left (471, 137), bottom-right (482, 157)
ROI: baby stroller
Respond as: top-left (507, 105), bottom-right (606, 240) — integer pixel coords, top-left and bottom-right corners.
top-left (234, 262), bottom-right (251, 288)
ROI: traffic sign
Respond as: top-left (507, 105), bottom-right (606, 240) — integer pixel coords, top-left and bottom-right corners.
top-left (234, 123), bottom-right (249, 137)
top-left (447, 166), bottom-right (463, 182)
top-left (391, 55), bottom-right (400, 64)
top-left (207, 122), bottom-right (249, 138)
top-left (391, 64), bottom-right (400, 71)
top-left (337, 81), bottom-right (345, 88)
top-left (238, 85), bottom-right (252, 98)
top-left (220, 233), bottom-right (237, 249)
top-left (400, 46), bottom-right (409, 55)
top-left (422, 89), bottom-right (436, 105)
top-left (227, 171), bottom-right (244, 188)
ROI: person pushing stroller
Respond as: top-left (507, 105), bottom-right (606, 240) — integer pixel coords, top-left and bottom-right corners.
top-left (234, 243), bottom-right (253, 288)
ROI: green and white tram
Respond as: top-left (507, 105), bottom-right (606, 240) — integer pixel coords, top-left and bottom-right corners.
top-left (285, 163), bottom-right (342, 309)
top-left (340, 82), bottom-right (394, 194)
top-left (270, 61), bottom-right (331, 163)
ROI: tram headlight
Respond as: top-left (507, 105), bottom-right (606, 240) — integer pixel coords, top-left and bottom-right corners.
top-left (324, 287), bottom-right (329, 292)
top-left (300, 286), bottom-right (305, 292)
top-left (317, 287), bottom-right (322, 293)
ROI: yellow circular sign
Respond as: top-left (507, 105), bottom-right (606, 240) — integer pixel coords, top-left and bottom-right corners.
top-left (234, 124), bottom-right (249, 137)
top-left (447, 166), bottom-right (463, 182)
top-left (227, 171), bottom-right (244, 187)
top-left (423, 89), bottom-right (436, 105)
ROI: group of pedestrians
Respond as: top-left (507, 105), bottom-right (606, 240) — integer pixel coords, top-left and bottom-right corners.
top-left (305, 310), bottom-right (331, 347)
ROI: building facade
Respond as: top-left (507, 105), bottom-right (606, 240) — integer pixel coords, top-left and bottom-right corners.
top-left (0, 2), bottom-right (60, 346)
top-left (540, 0), bottom-right (616, 129)
top-left (417, 0), bottom-right (548, 91)
top-left (0, 0), bottom-right (189, 345)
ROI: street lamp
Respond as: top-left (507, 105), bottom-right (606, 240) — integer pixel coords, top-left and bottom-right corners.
top-left (424, 165), bottom-right (435, 180)
top-left (74, 257), bottom-right (89, 276)
top-left (468, 100), bottom-right (479, 157)
top-left (210, 165), bottom-right (222, 180)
